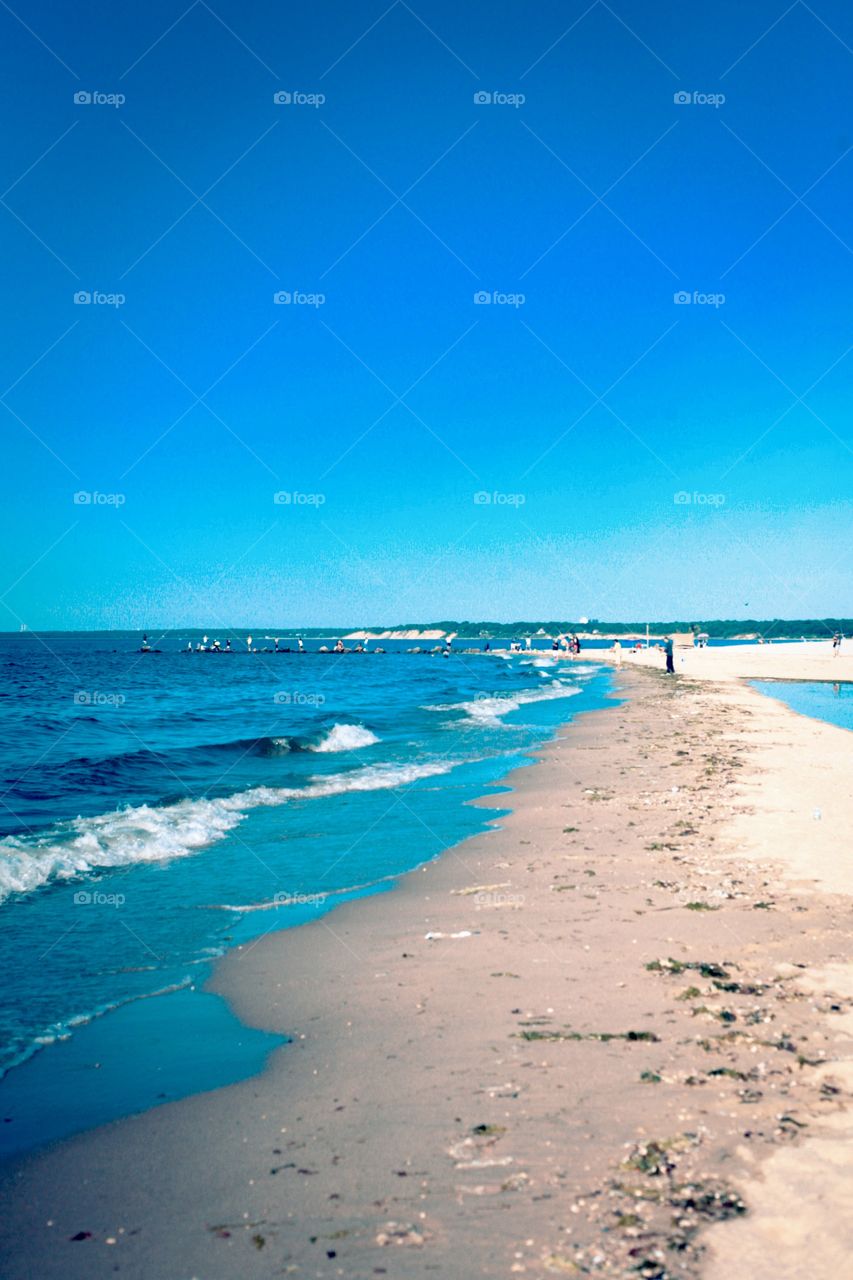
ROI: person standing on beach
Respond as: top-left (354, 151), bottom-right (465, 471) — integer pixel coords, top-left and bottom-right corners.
top-left (833, 632), bottom-right (842, 656)
top-left (612, 639), bottom-right (623, 667)
top-left (664, 635), bottom-right (675, 674)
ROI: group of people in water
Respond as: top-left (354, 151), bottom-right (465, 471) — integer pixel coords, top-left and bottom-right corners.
top-left (140, 633), bottom-right (393, 655)
top-left (140, 632), bottom-right (588, 657)
top-left (181, 636), bottom-right (314, 654)
top-left (144, 631), bottom-right (850, 667)
top-left (502, 634), bottom-right (583, 655)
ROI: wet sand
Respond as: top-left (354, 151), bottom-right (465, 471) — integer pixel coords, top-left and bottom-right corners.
top-left (0, 668), bottom-right (851, 1278)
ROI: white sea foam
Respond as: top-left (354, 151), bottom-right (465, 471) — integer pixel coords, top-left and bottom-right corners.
top-left (424, 682), bottom-right (581, 726)
top-left (0, 799), bottom-right (245, 902)
top-left (0, 760), bottom-right (454, 904)
top-left (310, 723), bottom-right (380, 752)
top-left (238, 759), bottom-right (452, 807)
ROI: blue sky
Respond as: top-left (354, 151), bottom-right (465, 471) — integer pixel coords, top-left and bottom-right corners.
top-left (1, 0), bottom-right (851, 628)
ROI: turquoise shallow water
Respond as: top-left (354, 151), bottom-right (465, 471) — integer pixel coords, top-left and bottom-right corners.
top-left (750, 679), bottom-right (853, 733)
top-left (0, 632), bottom-right (615, 1158)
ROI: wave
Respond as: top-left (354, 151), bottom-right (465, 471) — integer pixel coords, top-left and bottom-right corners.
top-left (1, 978), bottom-right (194, 1080)
top-left (310, 723), bottom-right (380, 752)
top-left (208, 869), bottom-right (403, 913)
top-left (238, 759), bottom-right (452, 806)
top-left (206, 726), bottom-right (379, 755)
top-left (0, 760), bottom-right (454, 905)
top-left (3, 726), bottom-right (381, 796)
top-left (423, 682), bottom-right (582, 725)
top-left (0, 798), bottom-right (246, 901)
top-left (207, 735), bottom-right (298, 757)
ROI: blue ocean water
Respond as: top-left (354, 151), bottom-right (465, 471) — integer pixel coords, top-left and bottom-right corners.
top-left (751, 679), bottom-right (853, 732)
top-left (0, 631), bottom-right (614, 1157)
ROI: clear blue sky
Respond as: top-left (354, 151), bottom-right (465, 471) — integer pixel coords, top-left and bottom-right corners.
top-left (1, 0), bottom-right (851, 628)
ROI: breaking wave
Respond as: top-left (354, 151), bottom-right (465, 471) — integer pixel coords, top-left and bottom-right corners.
top-left (423, 682), bottom-right (582, 726)
top-left (0, 759), bottom-right (453, 904)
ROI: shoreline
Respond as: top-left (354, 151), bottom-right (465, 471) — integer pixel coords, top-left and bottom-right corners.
top-left (0, 671), bottom-right (610, 1160)
top-left (1, 669), bottom-right (851, 1277)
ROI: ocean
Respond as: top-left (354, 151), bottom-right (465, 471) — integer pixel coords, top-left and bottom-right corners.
top-left (0, 631), bottom-right (614, 1158)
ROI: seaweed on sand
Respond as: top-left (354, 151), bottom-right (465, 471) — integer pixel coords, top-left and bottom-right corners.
top-left (646, 958), bottom-right (731, 979)
top-left (516, 1028), bottom-right (660, 1043)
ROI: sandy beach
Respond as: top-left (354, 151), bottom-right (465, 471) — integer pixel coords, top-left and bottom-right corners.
top-left (603, 638), bottom-right (853, 683)
top-left (1, 663), bottom-right (851, 1278)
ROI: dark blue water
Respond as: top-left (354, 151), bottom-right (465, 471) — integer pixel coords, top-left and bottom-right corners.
top-left (0, 631), bottom-right (614, 1157)
top-left (751, 679), bottom-right (853, 732)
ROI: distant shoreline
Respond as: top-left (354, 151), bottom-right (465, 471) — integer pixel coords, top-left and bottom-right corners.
top-left (4, 623), bottom-right (850, 642)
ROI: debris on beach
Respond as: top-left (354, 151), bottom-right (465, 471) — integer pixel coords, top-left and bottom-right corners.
top-left (451, 882), bottom-right (510, 896)
top-left (646, 958), bottom-right (732, 978)
top-left (375, 1221), bottom-right (427, 1247)
top-left (515, 1028), bottom-right (660, 1043)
